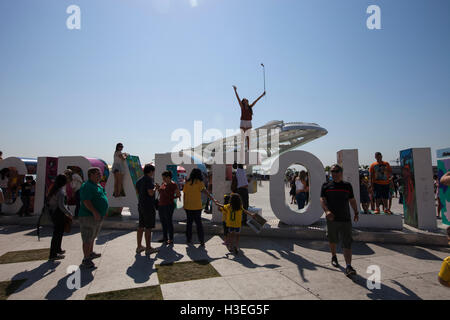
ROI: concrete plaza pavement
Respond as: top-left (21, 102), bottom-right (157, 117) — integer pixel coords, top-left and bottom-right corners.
top-left (0, 181), bottom-right (449, 300)
top-left (0, 223), bottom-right (449, 300)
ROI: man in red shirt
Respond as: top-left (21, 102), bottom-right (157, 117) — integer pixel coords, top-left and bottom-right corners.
top-left (369, 152), bottom-right (393, 214)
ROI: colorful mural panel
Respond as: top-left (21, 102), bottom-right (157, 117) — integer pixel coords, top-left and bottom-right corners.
top-left (400, 149), bottom-right (418, 228)
top-left (126, 155), bottom-right (143, 189)
top-left (437, 158), bottom-right (450, 226)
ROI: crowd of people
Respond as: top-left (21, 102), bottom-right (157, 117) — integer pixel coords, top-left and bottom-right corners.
top-left (288, 170), bottom-right (310, 210)
top-left (0, 166), bottom-right (36, 216)
top-left (33, 158), bottom-right (258, 266)
top-left (286, 151), bottom-right (442, 218)
top-left (1, 147), bottom-right (449, 283)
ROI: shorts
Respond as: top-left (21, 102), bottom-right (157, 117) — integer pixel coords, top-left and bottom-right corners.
top-left (139, 206), bottom-right (156, 229)
top-left (240, 120), bottom-right (252, 129)
top-left (360, 187), bottom-right (370, 203)
top-left (228, 227), bottom-right (241, 233)
top-left (112, 163), bottom-right (124, 174)
top-left (374, 183), bottom-right (390, 200)
top-left (79, 216), bottom-right (103, 244)
top-left (326, 220), bottom-right (353, 249)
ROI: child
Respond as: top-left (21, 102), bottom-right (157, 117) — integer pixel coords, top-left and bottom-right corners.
top-left (214, 193), bottom-right (255, 254)
top-left (220, 194), bottom-right (231, 245)
top-left (359, 175), bottom-right (370, 214)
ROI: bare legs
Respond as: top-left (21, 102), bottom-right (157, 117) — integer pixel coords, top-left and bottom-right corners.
top-left (83, 241), bottom-right (94, 259)
top-left (362, 202), bottom-right (369, 214)
top-left (329, 242), bottom-right (352, 266)
top-left (113, 172), bottom-right (124, 197)
top-left (137, 227), bottom-right (152, 250)
top-left (226, 232), bottom-right (240, 252)
top-left (375, 198), bottom-right (387, 212)
top-left (240, 128), bottom-right (251, 153)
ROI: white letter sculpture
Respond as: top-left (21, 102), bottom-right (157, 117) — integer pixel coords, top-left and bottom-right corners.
top-left (269, 150), bottom-right (325, 225)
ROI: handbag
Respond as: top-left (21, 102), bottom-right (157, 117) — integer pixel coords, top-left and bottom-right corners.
top-left (64, 214), bottom-right (73, 233)
top-left (36, 202), bottom-right (53, 241)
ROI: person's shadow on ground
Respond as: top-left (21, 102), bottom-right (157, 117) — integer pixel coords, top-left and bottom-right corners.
top-left (184, 243), bottom-right (225, 265)
top-left (11, 261), bottom-right (60, 294)
top-left (231, 250), bottom-right (281, 270)
top-left (376, 244), bottom-right (447, 262)
top-left (334, 265), bottom-right (422, 300)
top-left (155, 244), bottom-right (184, 265)
top-left (0, 225), bottom-right (36, 236)
top-left (45, 266), bottom-right (96, 300)
top-left (126, 254), bottom-right (156, 284)
top-left (277, 250), bottom-right (336, 283)
top-left (96, 230), bottom-right (133, 245)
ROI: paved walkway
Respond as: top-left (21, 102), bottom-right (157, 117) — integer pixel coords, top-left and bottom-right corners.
top-left (0, 224), bottom-right (449, 300)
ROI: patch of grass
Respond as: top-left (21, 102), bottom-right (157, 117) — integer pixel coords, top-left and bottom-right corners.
top-left (85, 285), bottom-right (163, 300)
top-left (0, 279), bottom-right (27, 300)
top-left (156, 260), bottom-right (220, 284)
top-left (0, 249), bottom-right (50, 264)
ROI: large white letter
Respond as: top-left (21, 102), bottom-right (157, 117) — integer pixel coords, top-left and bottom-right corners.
top-left (269, 150), bottom-right (325, 225)
top-left (66, 5), bottom-right (81, 30)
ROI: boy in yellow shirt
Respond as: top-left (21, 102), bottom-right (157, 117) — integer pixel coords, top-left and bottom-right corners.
top-left (215, 193), bottom-right (255, 254)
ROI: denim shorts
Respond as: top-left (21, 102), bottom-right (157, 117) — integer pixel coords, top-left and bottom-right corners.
top-left (228, 227), bottom-right (241, 233)
top-left (374, 183), bottom-right (390, 200)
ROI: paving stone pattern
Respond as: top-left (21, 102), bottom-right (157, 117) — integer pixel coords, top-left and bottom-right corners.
top-left (0, 224), bottom-right (449, 300)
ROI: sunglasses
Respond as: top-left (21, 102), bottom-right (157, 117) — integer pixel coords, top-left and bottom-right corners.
top-left (331, 170), bottom-right (341, 173)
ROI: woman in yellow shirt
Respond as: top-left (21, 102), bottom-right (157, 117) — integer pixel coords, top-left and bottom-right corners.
top-left (183, 168), bottom-right (214, 246)
top-left (215, 193), bottom-right (255, 254)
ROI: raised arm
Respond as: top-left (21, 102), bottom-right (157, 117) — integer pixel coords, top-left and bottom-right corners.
top-left (213, 199), bottom-right (224, 208)
top-left (232, 85), bottom-right (243, 107)
top-left (202, 188), bottom-right (215, 202)
top-left (250, 91), bottom-right (266, 108)
top-left (441, 172), bottom-right (450, 186)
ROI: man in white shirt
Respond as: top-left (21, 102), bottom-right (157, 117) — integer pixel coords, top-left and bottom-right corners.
top-left (72, 170), bottom-right (83, 217)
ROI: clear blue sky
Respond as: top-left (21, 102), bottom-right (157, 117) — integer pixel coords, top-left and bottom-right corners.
top-left (1, 0), bottom-right (449, 167)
